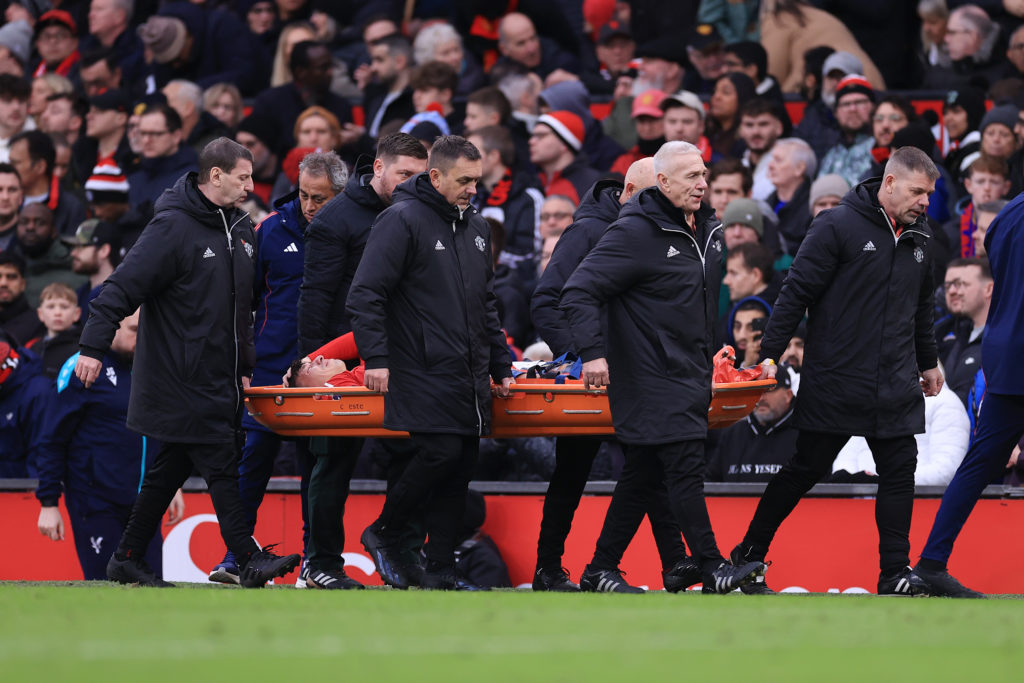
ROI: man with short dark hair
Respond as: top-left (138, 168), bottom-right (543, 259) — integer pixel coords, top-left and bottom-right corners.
top-left (14, 202), bottom-right (86, 306)
top-left (74, 88), bottom-right (133, 190)
top-left (936, 257), bottom-right (992, 411)
top-left (76, 137), bottom-right (301, 588)
top-left (723, 240), bottom-right (777, 307)
top-left (0, 161), bottom-right (22, 250)
top-left (127, 103), bottom-right (199, 206)
top-left (209, 151), bottom-right (350, 588)
top-left (78, 48), bottom-right (123, 97)
top-left (66, 218), bottom-right (119, 319)
top-left (0, 252), bottom-right (44, 345)
top-left (738, 98), bottom-right (786, 202)
top-left (0, 74), bottom-right (29, 162)
top-left (9, 130), bottom-right (86, 237)
top-left (39, 93), bottom-right (85, 147)
top-left (251, 41), bottom-right (354, 152)
top-left (348, 135), bottom-right (513, 590)
top-left (363, 35), bottom-right (415, 140)
top-left (734, 146), bottom-right (944, 596)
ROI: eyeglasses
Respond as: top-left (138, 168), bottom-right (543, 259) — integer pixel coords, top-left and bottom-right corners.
top-left (873, 114), bottom-right (906, 123)
top-left (540, 211), bottom-right (573, 222)
top-left (943, 279), bottom-right (973, 290)
top-left (138, 129), bottom-right (170, 139)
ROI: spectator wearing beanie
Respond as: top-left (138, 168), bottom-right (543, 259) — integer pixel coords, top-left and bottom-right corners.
top-left (975, 104), bottom-right (1019, 164)
top-left (937, 88), bottom-right (986, 175)
top-left (529, 110), bottom-right (602, 204)
top-left (234, 113), bottom-right (280, 206)
top-left (808, 174), bottom-right (850, 217)
top-left (83, 159), bottom-right (149, 255)
top-left (0, 19), bottom-right (32, 76)
top-left (818, 75), bottom-right (875, 188)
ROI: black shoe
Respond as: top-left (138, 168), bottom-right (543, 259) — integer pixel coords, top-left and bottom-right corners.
top-left (239, 544), bottom-right (301, 588)
top-left (533, 567), bottom-right (581, 592)
top-left (360, 524), bottom-right (410, 589)
top-left (663, 557), bottom-right (702, 593)
top-left (911, 564), bottom-right (984, 598)
top-left (107, 553), bottom-right (174, 587)
top-left (579, 566), bottom-right (645, 593)
top-left (729, 544), bottom-right (775, 594)
top-left (418, 564), bottom-right (457, 591)
top-left (702, 561), bottom-right (766, 594)
top-left (877, 566), bottom-right (931, 596)
top-left (306, 567), bottom-right (365, 590)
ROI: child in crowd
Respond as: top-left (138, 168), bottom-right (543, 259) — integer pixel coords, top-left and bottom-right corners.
top-left (29, 282), bottom-right (80, 378)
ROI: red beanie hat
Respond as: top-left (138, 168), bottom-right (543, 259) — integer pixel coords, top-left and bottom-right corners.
top-left (537, 110), bottom-right (585, 153)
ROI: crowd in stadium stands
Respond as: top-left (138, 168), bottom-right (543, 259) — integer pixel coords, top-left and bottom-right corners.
top-left (2, 0), bottom-right (1024, 588)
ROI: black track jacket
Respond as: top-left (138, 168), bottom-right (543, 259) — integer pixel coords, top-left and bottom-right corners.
top-left (347, 173), bottom-right (512, 436)
top-left (759, 178), bottom-right (938, 437)
top-left (79, 173), bottom-right (257, 443)
top-left (561, 188), bottom-right (723, 444)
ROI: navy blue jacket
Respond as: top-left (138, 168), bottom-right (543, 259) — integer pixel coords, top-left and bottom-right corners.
top-left (298, 173), bottom-right (387, 356)
top-left (982, 192), bottom-right (1024, 395)
top-left (531, 179), bottom-right (622, 356)
top-left (759, 179), bottom-right (938, 437)
top-left (347, 174), bottom-right (512, 435)
top-left (562, 189), bottom-right (724, 444)
top-left (0, 349), bottom-right (47, 478)
top-left (35, 352), bottom-right (148, 508)
top-left (128, 147), bottom-right (199, 207)
top-left (251, 192), bottom-right (306, 388)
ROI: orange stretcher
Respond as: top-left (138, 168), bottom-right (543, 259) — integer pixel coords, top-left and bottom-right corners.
top-left (244, 378), bottom-right (776, 438)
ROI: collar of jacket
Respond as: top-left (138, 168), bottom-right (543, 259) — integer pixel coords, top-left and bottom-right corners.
top-left (637, 186), bottom-right (718, 235)
top-left (747, 402), bottom-right (796, 435)
top-left (156, 172), bottom-right (250, 230)
top-left (845, 177), bottom-right (932, 234)
top-left (400, 173), bottom-right (474, 223)
top-left (575, 178), bottom-right (623, 223)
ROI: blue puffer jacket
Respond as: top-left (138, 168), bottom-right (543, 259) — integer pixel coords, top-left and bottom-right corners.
top-left (243, 192), bottom-right (306, 432)
top-left (34, 352), bottom-right (150, 508)
top-left (0, 349), bottom-right (46, 478)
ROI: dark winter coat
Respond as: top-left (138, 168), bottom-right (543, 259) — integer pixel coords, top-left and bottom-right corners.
top-left (531, 179), bottom-right (622, 356)
top-left (80, 173), bottom-right (257, 443)
top-left (561, 188), bottom-right (723, 444)
top-left (0, 349), bottom-right (46, 478)
top-left (0, 295), bottom-right (45, 347)
top-left (768, 177), bottom-right (812, 254)
top-left (298, 173), bottom-right (387, 356)
top-left (937, 315), bottom-right (983, 410)
top-left (347, 173), bottom-right (512, 436)
top-left (35, 351), bottom-right (148, 508)
top-left (128, 146), bottom-right (199, 207)
top-left (981, 192), bottom-right (1024, 396)
top-left (153, 3), bottom-right (268, 95)
top-left (475, 170), bottom-right (544, 268)
top-left (705, 406), bottom-right (799, 482)
top-left (250, 192), bottom-right (306, 389)
top-left (251, 82), bottom-right (354, 154)
top-left (759, 179), bottom-right (938, 437)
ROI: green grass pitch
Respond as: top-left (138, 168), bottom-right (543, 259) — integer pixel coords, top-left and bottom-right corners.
top-left (2, 583), bottom-right (1021, 681)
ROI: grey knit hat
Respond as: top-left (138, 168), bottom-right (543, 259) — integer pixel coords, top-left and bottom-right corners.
top-left (0, 20), bottom-right (32, 66)
top-left (979, 104), bottom-right (1019, 134)
top-left (721, 198), bottom-right (764, 237)
top-left (809, 174), bottom-right (850, 211)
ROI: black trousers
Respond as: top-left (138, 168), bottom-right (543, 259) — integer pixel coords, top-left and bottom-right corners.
top-left (539, 436), bottom-right (687, 571)
top-left (592, 440), bottom-right (724, 573)
top-left (118, 440), bottom-right (259, 561)
top-left (375, 432), bottom-right (478, 566)
top-left (305, 437), bottom-right (362, 572)
top-left (742, 430), bottom-right (918, 575)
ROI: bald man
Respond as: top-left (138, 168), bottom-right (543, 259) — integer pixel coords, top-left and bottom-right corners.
top-left (495, 12), bottom-right (580, 80)
top-left (529, 159), bottom-right (697, 593)
top-left (561, 141), bottom-right (767, 594)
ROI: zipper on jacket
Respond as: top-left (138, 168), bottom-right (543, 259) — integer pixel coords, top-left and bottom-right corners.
top-left (877, 208), bottom-right (930, 246)
top-left (453, 210), bottom-right (484, 436)
top-left (219, 208), bottom-right (240, 411)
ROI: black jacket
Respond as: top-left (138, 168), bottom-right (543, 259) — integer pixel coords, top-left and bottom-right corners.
top-left (297, 172), bottom-right (387, 356)
top-left (561, 189), bottom-right (723, 444)
top-left (474, 169), bottom-right (544, 267)
top-left (347, 174), bottom-right (512, 436)
top-left (768, 177), bottom-right (812, 255)
top-left (937, 315), bottom-right (983, 411)
top-left (531, 179), bottom-right (622, 356)
top-left (759, 179), bottom-right (938, 438)
top-left (0, 295), bottom-right (45, 347)
top-left (79, 173), bottom-right (257, 443)
top-left (705, 407), bottom-right (799, 482)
